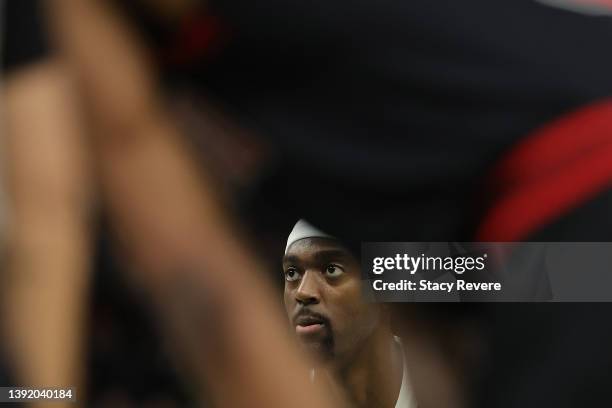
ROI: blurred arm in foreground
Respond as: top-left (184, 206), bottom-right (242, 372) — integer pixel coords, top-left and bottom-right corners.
top-left (47, 0), bottom-right (342, 406)
top-left (2, 52), bottom-right (92, 408)
top-left (2, 4), bottom-right (92, 405)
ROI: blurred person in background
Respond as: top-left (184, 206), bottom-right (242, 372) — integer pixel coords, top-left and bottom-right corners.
top-left (283, 220), bottom-right (416, 408)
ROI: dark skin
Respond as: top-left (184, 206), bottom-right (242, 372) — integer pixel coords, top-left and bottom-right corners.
top-left (283, 238), bottom-right (404, 408)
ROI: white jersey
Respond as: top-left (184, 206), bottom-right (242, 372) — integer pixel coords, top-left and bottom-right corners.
top-left (310, 336), bottom-right (417, 408)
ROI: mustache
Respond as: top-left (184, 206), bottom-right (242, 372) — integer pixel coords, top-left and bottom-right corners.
top-left (292, 308), bottom-right (330, 327)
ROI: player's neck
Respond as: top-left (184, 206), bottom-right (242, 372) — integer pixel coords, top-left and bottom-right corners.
top-left (333, 326), bottom-right (403, 408)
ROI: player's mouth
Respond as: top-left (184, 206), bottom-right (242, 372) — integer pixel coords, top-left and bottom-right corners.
top-left (294, 314), bottom-right (328, 337)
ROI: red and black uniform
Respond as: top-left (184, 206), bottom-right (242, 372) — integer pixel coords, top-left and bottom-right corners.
top-left (142, 0), bottom-right (612, 243)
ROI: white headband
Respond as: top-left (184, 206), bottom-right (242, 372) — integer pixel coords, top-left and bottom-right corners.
top-left (285, 219), bottom-right (334, 254)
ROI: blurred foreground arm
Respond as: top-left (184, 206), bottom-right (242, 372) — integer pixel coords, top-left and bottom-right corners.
top-left (47, 1), bottom-right (341, 406)
top-left (3, 59), bottom-right (91, 407)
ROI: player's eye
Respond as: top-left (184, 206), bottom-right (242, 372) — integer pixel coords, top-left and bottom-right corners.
top-left (324, 264), bottom-right (345, 279)
top-left (284, 267), bottom-right (302, 282)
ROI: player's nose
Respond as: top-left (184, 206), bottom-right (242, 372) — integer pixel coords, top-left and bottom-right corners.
top-left (295, 270), bottom-right (321, 306)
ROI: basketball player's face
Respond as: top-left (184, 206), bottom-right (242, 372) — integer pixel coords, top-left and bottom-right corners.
top-left (282, 238), bottom-right (380, 363)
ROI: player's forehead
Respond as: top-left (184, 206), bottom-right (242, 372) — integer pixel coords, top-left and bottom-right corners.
top-left (284, 238), bottom-right (350, 262)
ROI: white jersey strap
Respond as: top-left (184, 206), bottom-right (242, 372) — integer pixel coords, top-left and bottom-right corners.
top-left (394, 336), bottom-right (417, 408)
